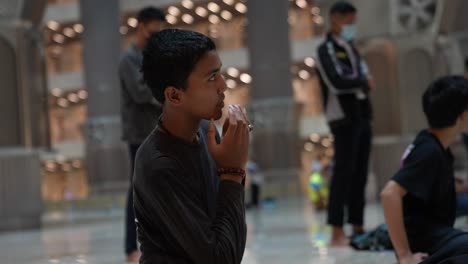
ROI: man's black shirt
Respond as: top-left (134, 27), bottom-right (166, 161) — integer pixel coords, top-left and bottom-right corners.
top-left (393, 130), bottom-right (460, 253)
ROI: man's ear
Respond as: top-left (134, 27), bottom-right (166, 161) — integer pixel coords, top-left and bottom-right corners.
top-left (164, 86), bottom-right (182, 105)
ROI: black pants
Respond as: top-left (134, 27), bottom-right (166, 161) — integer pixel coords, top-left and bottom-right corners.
top-left (327, 121), bottom-right (372, 227)
top-left (125, 144), bottom-right (140, 255)
top-left (422, 232), bottom-right (468, 264)
top-left (251, 184), bottom-right (260, 206)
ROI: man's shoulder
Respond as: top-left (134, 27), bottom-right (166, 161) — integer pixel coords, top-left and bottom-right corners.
top-left (120, 49), bottom-right (133, 63)
top-left (317, 38), bottom-right (336, 60)
top-left (119, 46), bottom-right (139, 64)
top-left (136, 133), bottom-right (183, 172)
top-left (317, 40), bottom-right (329, 52)
top-left (405, 135), bottom-right (443, 165)
top-left (414, 131), bottom-right (444, 156)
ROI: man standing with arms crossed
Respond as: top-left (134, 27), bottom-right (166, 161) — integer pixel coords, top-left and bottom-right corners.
top-left (316, 1), bottom-right (374, 246)
top-left (118, 7), bottom-right (166, 262)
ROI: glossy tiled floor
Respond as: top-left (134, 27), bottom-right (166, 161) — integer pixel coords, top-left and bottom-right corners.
top-left (0, 198), bottom-right (397, 264)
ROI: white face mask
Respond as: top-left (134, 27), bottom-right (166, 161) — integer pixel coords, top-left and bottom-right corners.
top-left (340, 24), bottom-right (357, 42)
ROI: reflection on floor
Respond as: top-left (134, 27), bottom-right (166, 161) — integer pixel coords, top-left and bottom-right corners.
top-left (0, 197), bottom-right (406, 264)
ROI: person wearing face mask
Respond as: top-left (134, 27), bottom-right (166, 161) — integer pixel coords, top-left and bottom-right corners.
top-left (118, 7), bottom-right (166, 263)
top-left (316, 1), bottom-right (374, 246)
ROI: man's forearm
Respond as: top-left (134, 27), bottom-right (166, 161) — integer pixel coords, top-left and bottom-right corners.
top-left (212, 180), bottom-right (246, 264)
top-left (382, 193), bottom-right (412, 258)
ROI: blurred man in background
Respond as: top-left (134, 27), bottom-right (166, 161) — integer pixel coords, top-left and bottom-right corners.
top-left (316, 1), bottom-right (374, 246)
top-left (118, 7), bottom-right (166, 262)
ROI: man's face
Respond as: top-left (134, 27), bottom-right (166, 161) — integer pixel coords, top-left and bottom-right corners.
top-left (331, 12), bottom-right (357, 34)
top-left (141, 20), bottom-right (164, 40)
top-left (178, 50), bottom-right (227, 121)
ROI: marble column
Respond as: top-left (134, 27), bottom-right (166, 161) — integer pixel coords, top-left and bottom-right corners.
top-left (0, 0), bottom-right (46, 230)
top-left (246, 0), bottom-right (302, 197)
top-left (80, 0), bottom-right (129, 193)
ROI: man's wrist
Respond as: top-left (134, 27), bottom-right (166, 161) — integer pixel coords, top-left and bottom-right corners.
top-left (220, 174), bottom-right (244, 184)
top-left (217, 168), bottom-right (245, 178)
top-left (397, 249), bottom-right (413, 260)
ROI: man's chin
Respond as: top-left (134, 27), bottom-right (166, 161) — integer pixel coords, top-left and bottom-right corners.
top-left (207, 111), bottom-right (223, 121)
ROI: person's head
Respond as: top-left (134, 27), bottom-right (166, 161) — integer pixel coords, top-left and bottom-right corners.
top-left (142, 29), bottom-right (227, 121)
top-left (136, 7), bottom-right (166, 44)
top-left (329, 1), bottom-right (357, 41)
top-left (423, 76), bottom-right (468, 133)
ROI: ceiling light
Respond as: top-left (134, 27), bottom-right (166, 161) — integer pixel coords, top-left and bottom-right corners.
top-left (195, 7), bottom-right (209, 17)
top-left (57, 98), bottom-right (69, 108)
top-left (127, 17), bottom-right (138, 28)
top-left (168, 6), bottom-right (181, 16)
top-left (235, 3), bottom-right (247, 14)
top-left (67, 93), bottom-right (79, 103)
top-left (227, 67), bottom-right (240, 78)
top-left (226, 79), bottom-right (237, 89)
top-left (78, 90), bottom-right (88, 99)
top-left (182, 14), bottom-right (194, 24)
top-left (208, 2), bottom-right (221, 13)
top-left (240, 73), bottom-right (252, 84)
top-left (53, 34), bottom-right (65, 44)
top-left (181, 0), bottom-right (194, 9)
top-left (208, 14), bottom-right (220, 24)
top-left (47, 20), bottom-right (60, 31)
top-left (304, 57), bottom-right (315, 67)
top-left (298, 70), bottom-right (310, 80)
top-left (221, 10), bottom-right (233, 21)
top-left (120, 26), bottom-right (129, 35)
top-left (166, 15), bottom-right (178, 25)
top-left (296, 0), bottom-right (308, 9)
top-left (223, 0), bottom-right (235, 5)
top-left (73, 24), bottom-right (84, 33)
top-left (51, 88), bottom-right (62, 97)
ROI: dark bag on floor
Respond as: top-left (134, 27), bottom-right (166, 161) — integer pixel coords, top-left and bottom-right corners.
top-left (350, 224), bottom-right (393, 251)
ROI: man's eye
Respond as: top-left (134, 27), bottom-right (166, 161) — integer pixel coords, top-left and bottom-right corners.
top-left (209, 74), bottom-right (217, 81)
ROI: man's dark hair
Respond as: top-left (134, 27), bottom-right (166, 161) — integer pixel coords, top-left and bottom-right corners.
top-left (137, 7), bottom-right (166, 24)
top-left (329, 1), bottom-right (357, 15)
top-left (142, 29), bottom-right (216, 103)
top-left (423, 75), bottom-right (468, 128)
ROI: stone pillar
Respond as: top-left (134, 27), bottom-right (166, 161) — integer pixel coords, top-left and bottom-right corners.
top-left (0, 34), bottom-right (21, 146)
top-left (246, 0), bottom-right (302, 197)
top-left (0, 149), bottom-right (42, 231)
top-left (0, 0), bottom-right (46, 230)
top-left (80, 0), bottom-right (129, 193)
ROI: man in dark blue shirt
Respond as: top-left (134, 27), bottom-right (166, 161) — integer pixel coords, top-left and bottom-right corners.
top-left (134, 29), bottom-right (249, 264)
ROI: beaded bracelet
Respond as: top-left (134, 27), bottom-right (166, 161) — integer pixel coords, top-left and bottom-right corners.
top-left (217, 168), bottom-right (246, 178)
